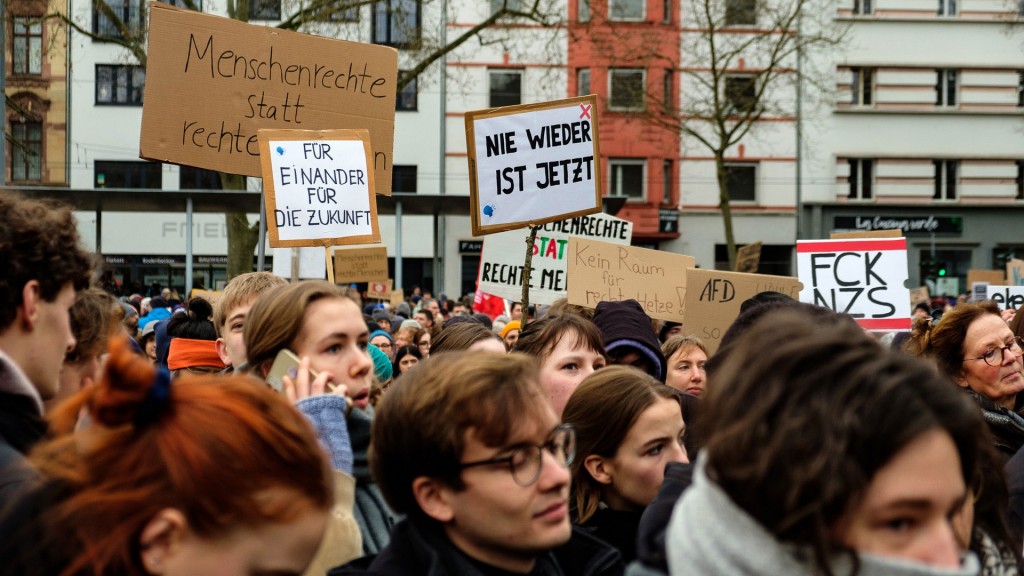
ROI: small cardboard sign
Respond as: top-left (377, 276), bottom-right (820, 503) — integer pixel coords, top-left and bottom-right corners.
top-left (682, 269), bottom-right (802, 353)
top-left (734, 242), bottom-right (762, 273)
top-left (271, 247), bottom-right (327, 279)
top-left (985, 285), bottom-right (1024, 310)
top-left (190, 288), bottom-right (223, 306)
top-left (830, 228), bottom-right (903, 239)
top-left (477, 213), bottom-right (633, 306)
top-left (797, 237), bottom-right (911, 331)
top-left (389, 289), bottom-right (405, 308)
top-left (566, 237), bottom-right (695, 323)
top-left (465, 95), bottom-right (602, 235)
top-left (1006, 260), bottom-right (1024, 286)
top-left (332, 246), bottom-right (389, 284)
top-left (909, 286), bottom-right (930, 306)
top-left (967, 269), bottom-right (1005, 291)
top-left (259, 129), bottom-right (380, 248)
top-left (140, 2), bottom-right (397, 195)
top-left (367, 279), bottom-right (394, 299)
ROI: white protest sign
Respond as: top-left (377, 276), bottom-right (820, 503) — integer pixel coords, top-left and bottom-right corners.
top-left (466, 96), bottom-right (602, 235)
top-left (271, 247), bottom-right (327, 280)
top-left (797, 237), bottom-right (911, 331)
top-left (986, 285), bottom-right (1024, 310)
top-left (259, 129), bottom-right (380, 248)
top-left (477, 213), bottom-right (633, 305)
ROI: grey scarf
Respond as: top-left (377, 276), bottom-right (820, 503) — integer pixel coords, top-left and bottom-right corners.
top-left (667, 458), bottom-right (980, 576)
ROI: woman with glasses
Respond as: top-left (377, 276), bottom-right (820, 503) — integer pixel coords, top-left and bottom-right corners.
top-left (562, 366), bottom-right (687, 563)
top-left (907, 301), bottom-right (1024, 458)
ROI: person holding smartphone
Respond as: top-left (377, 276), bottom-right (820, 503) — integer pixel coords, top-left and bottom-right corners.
top-left (245, 281), bottom-right (396, 558)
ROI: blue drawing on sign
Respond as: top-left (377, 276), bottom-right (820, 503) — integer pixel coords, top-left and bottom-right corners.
top-left (483, 204), bottom-right (496, 218)
top-left (276, 146), bottom-right (285, 156)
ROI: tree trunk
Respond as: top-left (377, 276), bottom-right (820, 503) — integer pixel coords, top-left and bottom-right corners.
top-left (715, 154), bottom-right (738, 271)
top-left (221, 173), bottom-right (260, 279)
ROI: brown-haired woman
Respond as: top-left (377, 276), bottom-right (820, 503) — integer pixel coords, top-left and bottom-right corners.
top-left (431, 322), bottom-right (505, 355)
top-left (562, 366), bottom-right (687, 563)
top-left (661, 336), bottom-right (708, 397)
top-left (0, 339), bottom-right (333, 576)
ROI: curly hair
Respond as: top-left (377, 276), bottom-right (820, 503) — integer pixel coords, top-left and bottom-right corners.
top-left (0, 193), bottom-right (95, 331)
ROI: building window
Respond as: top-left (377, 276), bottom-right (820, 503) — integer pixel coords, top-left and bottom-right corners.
top-left (93, 0), bottom-right (143, 39)
top-left (724, 75), bottom-right (757, 114)
top-left (180, 166), bottom-right (222, 189)
top-left (936, 69), bottom-right (957, 106)
top-left (937, 0), bottom-right (956, 16)
top-left (397, 72), bottom-right (417, 111)
top-left (609, 159), bottom-right (646, 199)
top-left (491, 0), bottom-right (522, 13)
top-left (848, 159), bottom-right (873, 200)
top-left (725, 164), bottom-right (757, 202)
top-left (609, 0), bottom-right (644, 20)
top-left (392, 165), bottom-right (417, 193)
top-left (663, 69), bottom-right (674, 114)
top-left (249, 0), bottom-right (281, 19)
top-left (1017, 71), bottom-right (1024, 107)
top-left (609, 68), bottom-right (645, 111)
top-left (851, 67), bottom-right (873, 106)
top-left (12, 17), bottom-right (43, 75)
top-left (489, 70), bottom-right (523, 107)
top-left (1017, 161), bottom-right (1024, 200)
top-left (725, 0), bottom-right (756, 25)
top-left (933, 160), bottom-right (958, 200)
top-left (853, 0), bottom-right (872, 15)
top-left (95, 160), bottom-right (162, 189)
top-left (578, 0), bottom-right (590, 21)
top-left (96, 65), bottom-right (145, 105)
top-left (662, 159), bottom-right (673, 204)
top-left (577, 68), bottom-right (591, 97)
top-left (10, 121), bottom-right (43, 181)
top-left (372, 0), bottom-right (421, 48)
top-left (663, 0), bottom-right (671, 22)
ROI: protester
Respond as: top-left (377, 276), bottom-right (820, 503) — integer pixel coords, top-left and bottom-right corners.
top-left (165, 297), bottom-right (225, 376)
top-left (907, 301), bottom-right (1024, 457)
top-left (0, 193), bottom-right (94, 507)
top-left (139, 323), bottom-right (158, 364)
top-left (0, 340), bottom-right (334, 576)
top-left (501, 320), bottom-right (522, 351)
top-left (514, 313), bottom-right (607, 417)
top-left (392, 345), bottom-right (422, 379)
top-left (332, 352), bottom-right (624, 575)
top-left (661, 336), bottom-right (708, 397)
top-left (432, 322), bottom-right (506, 354)
top-left (244, 281), bottom-right (395, 555)
top-left (592, 300), bottom-right (666, 382)
top-left (213, 271), bottom-right (287, 371)
top-left (666, 308), bottom-right (985, 575)
top-left (393, 322), bottom-right (424, 349)
top-left (137, 295), bottom-right (171, 330)
top-left (370, 330), bottom-right (395, 360)
top-left (372, 308), bottom-right (392, 333)
top-left (45, 288), bottom-right (117, 413)
top-left (417, 329), bottom-right (432, 358)
top-left (562, 366), bottom-right (687, 563)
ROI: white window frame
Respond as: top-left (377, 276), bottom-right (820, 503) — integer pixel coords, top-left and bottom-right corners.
top-left (609, 0), bottom-right (645, 21)
top-left (608, 68), bottom-right (646, 112)
top-left (488, 69), bottom-right (524, 108)
top-left (577, 68), bottom-right (591, 97)
top-left (852, 0), bottom-right (872, 15)
top-left (724, 74), bottom-right (757, 115)
top-left (937, 0), bottom-right (957, 16)
top-left (936, 69), bottom-right (958, 107)
top-left (847, 159), bottom-right (874, 201)
top-left (609, 159), bottom-right (647, 201)
top-left (724, 163), bottom-right (757, 203)
top-left (851, 67), bottom-right (874, 106)
top-left (933, 160), bottom-right (958, 201)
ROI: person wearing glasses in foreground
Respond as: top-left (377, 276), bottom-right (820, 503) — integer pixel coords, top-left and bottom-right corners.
top-left (331, 352), bottom-right (624, 576)
top-left (906, 301), bottom-right (1024, 458)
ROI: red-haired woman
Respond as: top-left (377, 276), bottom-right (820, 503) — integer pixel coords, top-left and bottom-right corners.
top-left (0, 339), bottom-right (335, 576)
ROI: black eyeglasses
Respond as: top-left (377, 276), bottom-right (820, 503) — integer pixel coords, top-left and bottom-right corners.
top-left (457, 424), bottom-right (576, 487)
top-left (965, 336), bottom-right (1024, 367)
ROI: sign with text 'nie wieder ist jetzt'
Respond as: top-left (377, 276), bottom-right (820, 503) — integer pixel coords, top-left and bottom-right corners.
top-left (466, 95), bottom-right (602, 235)
top-left (797, 237), bottom-right (911, 331)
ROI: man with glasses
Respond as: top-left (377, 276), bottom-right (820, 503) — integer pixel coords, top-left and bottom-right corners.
top-left (332, 352), bottom-right (623, 576)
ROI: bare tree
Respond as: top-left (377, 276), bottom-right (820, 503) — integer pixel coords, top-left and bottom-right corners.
top-left (46, 0), bottom-right (562, 278)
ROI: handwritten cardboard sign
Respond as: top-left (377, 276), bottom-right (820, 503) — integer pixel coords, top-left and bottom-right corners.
top-left (367, 279), bottom-right (394, 299)
top-left (259, 129), bottom-right (380, 248)
top-left (797, 237), bottom-right (911, 331)
top-left (909, 286), bottom-right (930, 306)
top-left (1007, 259), bottom-right (1024, 286)
top-left (332, 245), bottom-right (388, 284)
top-left (389, 289), bottom-right (404, 308)
top-left (140, 2), bottom-right (397, 195)
top-left (967, 269), bottom-right (1005, 293)
top-left (566, 237), bottom-right (695, 322)
top-left (734, 242), bottom-right (762, 273)
top-left (683, 269), bottom-right (803, 353)
top-left (190, 288), bottom-right (223, 306)
top-left (985, 285), bottom-right (1024, 310)
top-left (477, 213), bottom-right (633, 306)
top-left (465, 95), bottom-right (602, 235)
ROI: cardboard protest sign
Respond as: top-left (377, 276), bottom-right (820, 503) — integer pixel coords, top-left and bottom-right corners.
top-left (477, 213), bottom-right (633, 305)
top-left (830, 229), bottom-right (903, 239)
top-left (1007, 260), bottom-right (1024, 286)
top-left (682, 269), bottom-right (802, 353)
top-left (909, 286), bottom-right (930, 306)
top-left (190, 289), bottom-right (223, 306)
top-left (734, 242), bottom-right (762, 273)
top-left (967, 269), bottom-right (1005, 291)
top-left (271, 247), bottom-right (327, 279)
top-left (140, 2), bottom-right (397, 195)
top-left (566, 237), bottom-right (695, 323)
top-left (985, 285), bottom-right (1024, 310)
top-left (333, 246), bottom-right (388, 284)
top-left (389, 289), bottom-right (404, 307)
top-left (259, 129), bottom-right (380, 248)
top-left (466, 96), bottom-right (602, 235)
top-left (367, 279), bottom-right (393, 299)
top-left (797, 237), bottom-right (911, 331)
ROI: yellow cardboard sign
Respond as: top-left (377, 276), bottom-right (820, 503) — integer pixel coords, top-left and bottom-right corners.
top-left (332, 246), bottom-right (389, 284)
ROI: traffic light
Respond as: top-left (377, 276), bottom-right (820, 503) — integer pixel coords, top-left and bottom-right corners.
top-left (938, 267), bottom-right (947, 277)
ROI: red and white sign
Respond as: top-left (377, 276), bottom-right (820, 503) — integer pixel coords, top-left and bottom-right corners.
top-left (367, 279), bottom-right (394, 299)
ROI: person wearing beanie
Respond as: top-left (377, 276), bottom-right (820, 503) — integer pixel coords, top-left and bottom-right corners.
top-left (369, 329), bottom-right (395, 360)
top-left (592, 299), bottom-right (667, 382)
top-left (371, 308), bottom-right (392, 332)
top-left (367, 344), bottom-right (393, 384)
top-left (500, 320), bottom-right (521, 351)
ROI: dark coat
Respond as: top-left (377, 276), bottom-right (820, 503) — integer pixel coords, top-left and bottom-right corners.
top-left (331, 518), bottom-right (623, 576)
top-left (0, 352), bottom-right (46, 510)
top-left (578, 508), bottom-right (644, 565)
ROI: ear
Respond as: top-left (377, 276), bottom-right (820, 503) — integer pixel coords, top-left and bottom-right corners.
top-left (954, 369), bottom-right (970, 389)
top-left (215, 338), bottom-right (232, 367)
top-left (412, 476), bottom-right (455, 523)
top-left (18, 281), bottom-right (42, 330)
top-left (583, 454), bottom-right (614, 486)
top-left (138, 508), bottom-right (189, 575)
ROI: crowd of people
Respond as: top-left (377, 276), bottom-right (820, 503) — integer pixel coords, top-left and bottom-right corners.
top-left (2, 190), bottom-right (1024, 576)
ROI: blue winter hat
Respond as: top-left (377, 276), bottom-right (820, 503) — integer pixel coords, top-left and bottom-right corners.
top-left (370, 329), bottom-right (394, 344)
top-left (367, 344), bottom-right (393, 382)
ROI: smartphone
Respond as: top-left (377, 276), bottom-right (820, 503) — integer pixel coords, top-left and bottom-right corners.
top-left (266, 349), bottom-right (317, 393)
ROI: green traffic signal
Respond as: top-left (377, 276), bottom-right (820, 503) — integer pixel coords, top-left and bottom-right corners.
top-left (938, 268), bottom-right (946, 276)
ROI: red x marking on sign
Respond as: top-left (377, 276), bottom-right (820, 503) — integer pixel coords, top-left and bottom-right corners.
top-left (579, 104), bottom-right (592, 120)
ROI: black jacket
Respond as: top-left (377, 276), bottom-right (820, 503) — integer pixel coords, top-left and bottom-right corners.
top-left (968, 391), bottom-right (1024, 459)
top-left (331, 518), bottom-right (623, 576)
top-left (578, 508), bottom-right (643, 565)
